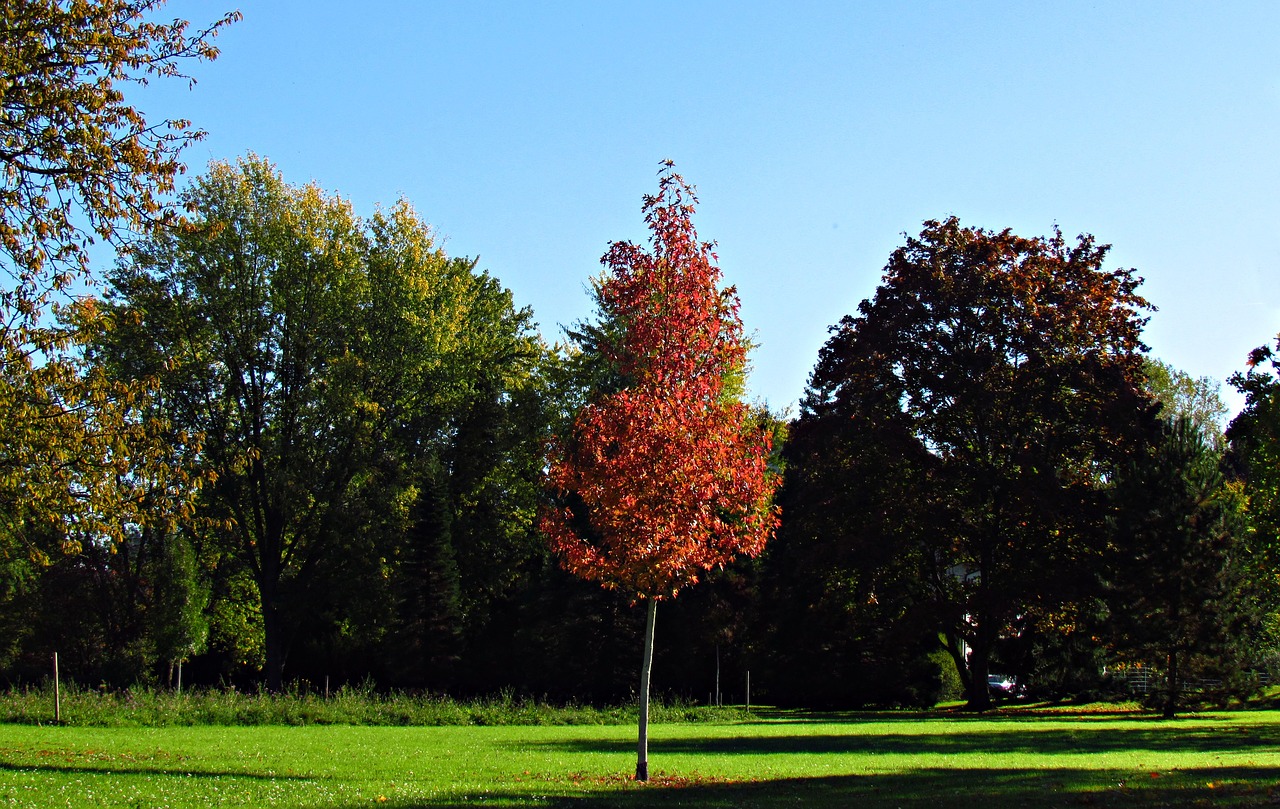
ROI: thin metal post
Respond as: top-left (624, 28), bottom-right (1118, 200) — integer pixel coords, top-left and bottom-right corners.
top-left (53, 652), bottom-right (61, 724)
top-left (715, 643), bottom-right (721, 707)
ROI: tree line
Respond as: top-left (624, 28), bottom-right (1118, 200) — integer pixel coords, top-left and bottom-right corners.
top-left (3, 2), bottom-right (1279, 718)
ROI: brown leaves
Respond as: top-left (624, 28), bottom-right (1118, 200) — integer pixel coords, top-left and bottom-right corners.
top-left (0, 1), bottom-right (235, 572)
top-left (0, 301), bottom-right (205, 569)
top-left (1, 1), bottom-right (239, 298)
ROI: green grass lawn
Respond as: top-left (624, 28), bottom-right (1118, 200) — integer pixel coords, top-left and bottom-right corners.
top-left (3, 709), bottom-right (1280, 807)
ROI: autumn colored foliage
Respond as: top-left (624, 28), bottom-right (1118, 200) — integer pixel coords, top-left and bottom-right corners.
top-left (0, 1), bottom-right (234, 585)
top-left (542, 164), bottom-right (779, 601)
top-left (791, 217), bottom-right (1155, 709)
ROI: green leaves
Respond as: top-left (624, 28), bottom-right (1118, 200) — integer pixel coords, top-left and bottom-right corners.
top-left (105, 155), bottom-right (541, 688)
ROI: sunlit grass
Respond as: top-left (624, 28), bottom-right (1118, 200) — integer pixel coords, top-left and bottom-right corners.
top-left (3, 710), bottom-right (1280, 807)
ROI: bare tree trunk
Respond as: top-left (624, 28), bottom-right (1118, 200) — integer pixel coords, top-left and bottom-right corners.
top-left (967, 636), bottom-right (993, 711)
top-left (262, 594), bottom-right (285, 693)
top-left (1163, 649), bottom-right (1180, 719)
top-left (636, 598), bottom-right (657, 782)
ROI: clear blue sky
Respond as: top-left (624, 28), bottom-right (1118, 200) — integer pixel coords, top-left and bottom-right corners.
top-left (139, 1), bottom-right (1280, 414)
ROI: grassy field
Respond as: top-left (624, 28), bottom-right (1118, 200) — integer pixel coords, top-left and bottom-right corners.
top-left (3, 708), bottom-right (1280, 807)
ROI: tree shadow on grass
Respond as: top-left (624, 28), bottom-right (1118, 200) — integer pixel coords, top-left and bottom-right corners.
top-left (745, 706), bottom-right (1230, 723)
top-left (516, 722), bottom-right (1280, 758)
top-left (361, 766), bottom-right (1280, 809)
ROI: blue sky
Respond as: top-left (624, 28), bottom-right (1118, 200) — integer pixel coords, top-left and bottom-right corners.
top-left (138, 1), bottom-right (1280, 414)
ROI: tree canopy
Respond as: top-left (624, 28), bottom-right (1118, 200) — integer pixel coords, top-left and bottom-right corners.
top-left (103, 155), bottom-right (541, 690)
top-left (795, 217), bottom-right (1155, 709)
top-left (3, 6), bottom-right (1270, 708)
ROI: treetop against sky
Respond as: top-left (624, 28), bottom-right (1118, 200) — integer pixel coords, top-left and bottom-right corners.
top-left (128, 2), bottom-right (1280, 413)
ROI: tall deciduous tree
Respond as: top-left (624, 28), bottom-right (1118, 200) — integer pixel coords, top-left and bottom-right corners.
top-left (105, 155), bottom-right (540, 691)
top-left (542, 163), bottom-right (779, 780)
top-left (798, 217), bottom-right (1153, 710)
top-left (1145, 358), bottom-right (1229, 448)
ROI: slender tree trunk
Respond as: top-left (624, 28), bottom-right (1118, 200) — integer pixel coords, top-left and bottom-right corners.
top-left (1163, 649), bottom-right (1179, 719)
top-left (636, 598), bottom-right (657, 782)
top-left (965, 627), bottom-right (993, 711)
top-left (262, 591), bottom-right (285, 693)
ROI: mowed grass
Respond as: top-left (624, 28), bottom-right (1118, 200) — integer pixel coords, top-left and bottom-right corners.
top-left (3, 709), bottom-right (1280, 807)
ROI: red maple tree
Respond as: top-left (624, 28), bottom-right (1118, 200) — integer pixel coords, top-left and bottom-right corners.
top-left (542, 163), bottom-right (779, 781)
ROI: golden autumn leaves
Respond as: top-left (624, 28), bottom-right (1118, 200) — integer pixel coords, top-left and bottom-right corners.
top-left (541, 166), bottom-right (780, 601)
top-left (2, 1), bottom-right (235, 575)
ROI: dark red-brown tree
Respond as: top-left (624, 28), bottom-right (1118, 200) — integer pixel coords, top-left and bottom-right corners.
top-left (794, 217), bottom-right (1154, 710)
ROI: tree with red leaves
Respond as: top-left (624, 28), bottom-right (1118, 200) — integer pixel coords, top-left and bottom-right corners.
top-left (796, 217), bottom-right (1155, 710)
top-left (543, 162), bottom-right (779, 781)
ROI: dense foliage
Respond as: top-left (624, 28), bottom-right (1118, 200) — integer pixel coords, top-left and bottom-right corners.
top-left (0, 0), bottom-right (234, 672)
top-left (96, 156), bottom-right (546, 692)
top-left (778, 219), bottom-right (1156, 709)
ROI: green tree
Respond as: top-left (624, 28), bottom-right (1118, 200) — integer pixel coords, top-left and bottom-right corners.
top-left (1229, 338), bottom-right (1280, 553)
top-left (147, 532), bottom-right (211, 688)
top-left (1108, 417), bottom-right (1253, 717)
top-left (1144, 358), bottom-right (1228, 448)
top-left (1227, 336), bottom-right (1280, 673)
top-left (105, 155), bottom-right (540, 691)
top-left (798, 217), bottom-right (1154, 710)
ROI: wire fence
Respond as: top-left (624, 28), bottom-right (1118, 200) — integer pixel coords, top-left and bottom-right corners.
top-left (1116, 668), bottom-right (1271, 695)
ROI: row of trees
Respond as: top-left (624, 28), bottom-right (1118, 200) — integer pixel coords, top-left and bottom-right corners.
top-left (4, 1), bottom-right (1280, 725)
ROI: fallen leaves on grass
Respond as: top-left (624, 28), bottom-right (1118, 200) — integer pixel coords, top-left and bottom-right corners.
top-left (523, 770), bottom-right (758, 789)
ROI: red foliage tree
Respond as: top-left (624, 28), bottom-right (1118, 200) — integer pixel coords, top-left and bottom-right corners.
top-left (542, 163), bottom-right (779, 780)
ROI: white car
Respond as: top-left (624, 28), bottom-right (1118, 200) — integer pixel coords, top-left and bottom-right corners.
top-left (987, 674), bottom-right (1016, 695)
